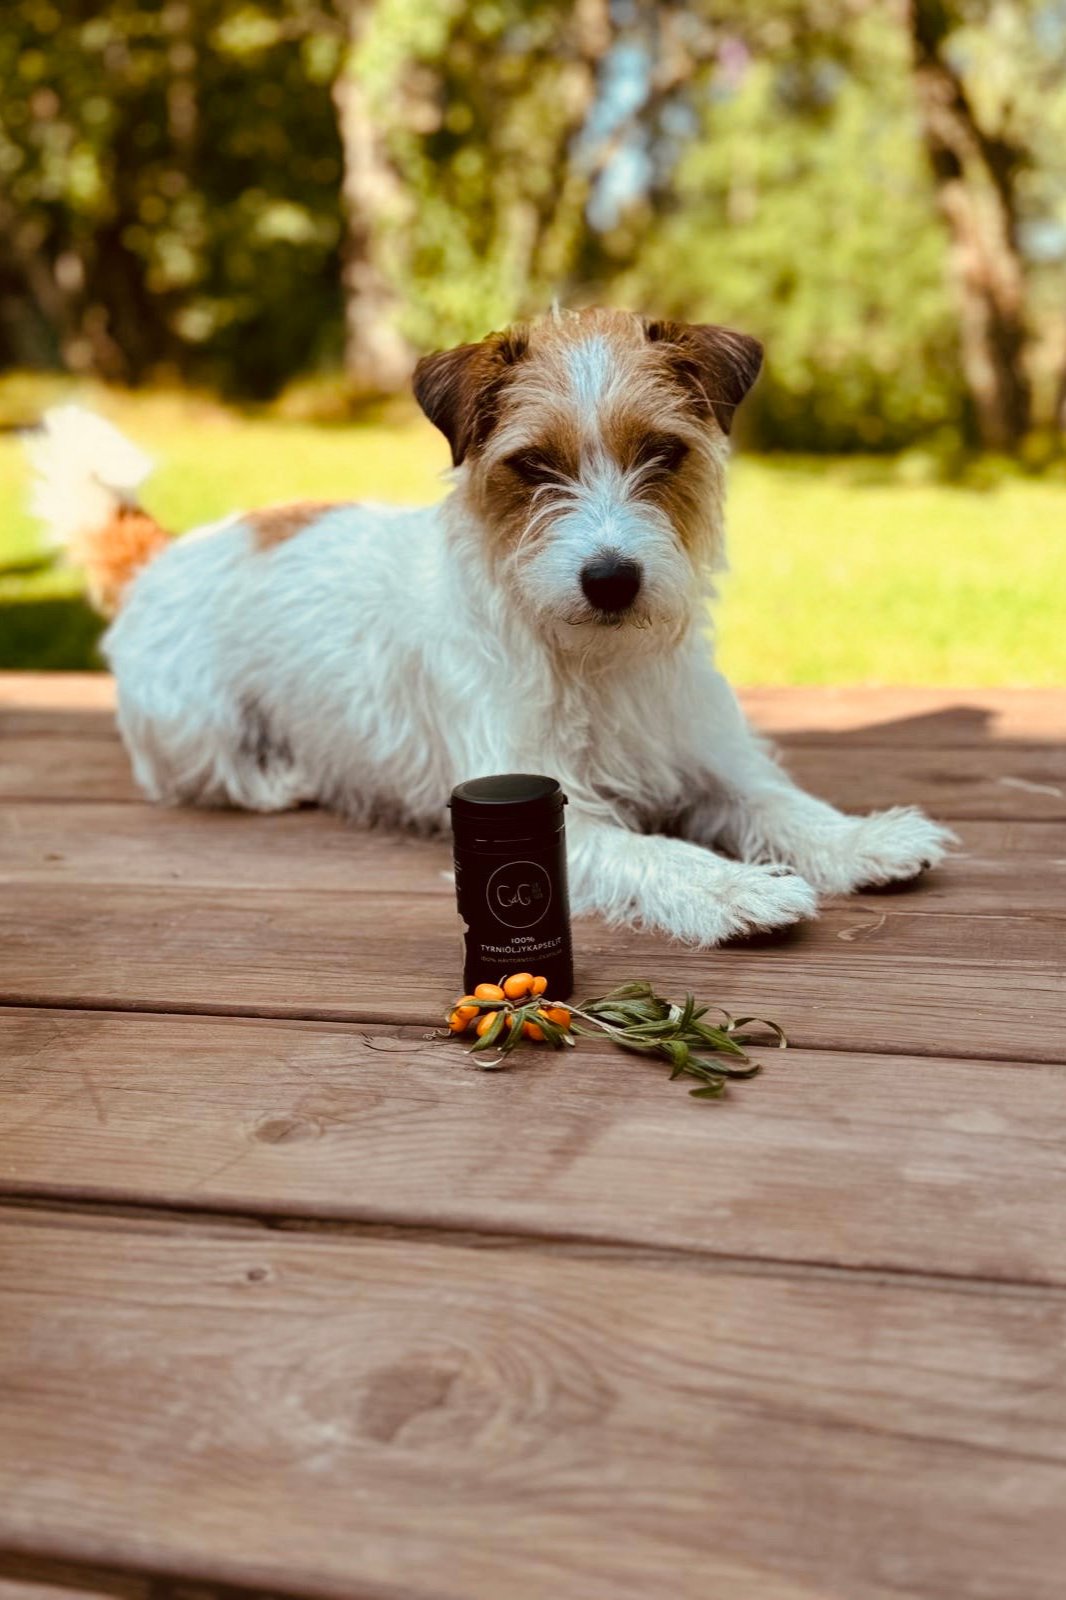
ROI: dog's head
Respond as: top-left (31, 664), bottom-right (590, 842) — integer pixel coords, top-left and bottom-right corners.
top-left (414, 308), bottom-right (762, 652)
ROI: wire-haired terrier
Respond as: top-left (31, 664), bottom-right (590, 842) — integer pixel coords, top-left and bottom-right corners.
top-left (27, 308), bottom-right (953, 945)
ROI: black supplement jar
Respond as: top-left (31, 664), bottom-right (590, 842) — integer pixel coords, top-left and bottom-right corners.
top-left (450, 774), bottom-right (574, 999)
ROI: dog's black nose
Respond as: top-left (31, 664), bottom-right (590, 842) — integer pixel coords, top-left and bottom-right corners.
top-left (580, 556), bottom-right (643, 614)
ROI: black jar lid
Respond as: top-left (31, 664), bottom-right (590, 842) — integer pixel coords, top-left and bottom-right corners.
top-left (450, 774), bottom-right (566, 838)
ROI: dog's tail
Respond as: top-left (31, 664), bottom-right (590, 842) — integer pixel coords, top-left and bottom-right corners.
top-left (24, 405), bottom-right (169, 617)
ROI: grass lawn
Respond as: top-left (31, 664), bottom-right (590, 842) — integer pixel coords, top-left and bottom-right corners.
top-left (1, 377), bottom-right (1062, 683)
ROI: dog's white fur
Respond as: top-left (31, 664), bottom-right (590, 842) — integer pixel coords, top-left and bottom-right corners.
top-left (27, 309), bottom-right (953, 945)
top-left (25, 404), bottom-right (154, 549)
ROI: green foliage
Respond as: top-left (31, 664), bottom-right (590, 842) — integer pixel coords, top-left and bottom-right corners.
top-left (354, 0), bottom-right (600, 348)
top-left (0, 1), bottom-right (1063, 448)
top-left (613, 10), bottom-right (968, 450)
top-left (0, 0), bottom-right (345, 392)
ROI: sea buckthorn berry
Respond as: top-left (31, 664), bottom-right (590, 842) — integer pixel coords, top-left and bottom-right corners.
top-left (448, 1010), bottom-right (472, 1034)
top-left (522, 1019), bottom-right (546, 1041)
top-left (530, 975), bottom-right (548, 996)
top-left (541, 1006), bottom-right (571, 1029)
top-left (474, 982), bottom-right (505, 1001)
top-left (503, 972), bottom-right (534, 1000)
top-left (476, 1012), bottom-right (500, 1038)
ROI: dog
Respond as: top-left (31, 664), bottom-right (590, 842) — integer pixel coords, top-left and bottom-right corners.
top-left (26, 307), bottom-right (953, 945)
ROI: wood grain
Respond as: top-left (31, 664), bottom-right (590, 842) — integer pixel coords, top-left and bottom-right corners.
top-left (0, 802), bottom-right (452, 895)
top-left (4, 1212), bottom-right (1066, 1600)
top-left (1, 880), bottom-right (1063, 1057)
top-left (0, 673), bottom-right (115, 710)
top-left (782, 742), bottom-right (1065, 819)
top-left (5, 732), bottom-right (1063, 818)
top-left (2, 675), bottom-right (1064, 1600)
top-left (0, 1553), bottom-right (284, 1600)
top-left (3, 806), bottom-right (1064, 915)
top-left (0, 736), bottom-right (139, 802)
top-left (0, 675), bottom-right (115, 743)
top-left (4, 1007), bottom-right (1066, 1286)
top-left (0, 1585), bottom-right (130, 1600)
top-left (740, 685), bottom-right (1065, 743)
top-left (0, 1580), bottom-right (141, 1600)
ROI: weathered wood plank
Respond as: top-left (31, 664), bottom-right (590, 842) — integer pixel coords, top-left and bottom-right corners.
top-left (1, 882), bottom-right (1063, 1058)
top-left (4, 732), bottom-right (1063, 818)
top-left (0, 737), bottom-right (138, 802)
top-left (0, 1578), bottom-right (142, 1600)
top-left (4, 1008), bottom-right (1066, 1285)
top-left (3, 674), bottom-right (1060, 743)
top-left (2, 804), bottom-right (1063, 915)
top-left (0, 673), bottom-right (115, 709)
top-left (782, 743), bottom-right (1065, 819)
top-left (0, 1584), bottom-right (130, 1600)
top-left (0, 1553), bottom-right (286, 1600)
top-left (0, 802), bottom-right (451, 895)
top-left (0, 1553), bottom-right (282, 1600)
top-left (3, 1213), bottom-right (1066, 1600)
top-left (0, 675), bottom-right (115, 742)
top-left (741, 685), bottom-right (1065, 743)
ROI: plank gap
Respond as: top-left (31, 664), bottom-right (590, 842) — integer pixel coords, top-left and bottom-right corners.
top-left (0, 1548), bottom-right (309, 1600)
top-left (5, 1195), bottom-right (1066, 1303)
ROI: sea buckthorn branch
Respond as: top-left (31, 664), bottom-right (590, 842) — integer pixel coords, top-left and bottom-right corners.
top-left (445, 976), bottom-right (786, 1100)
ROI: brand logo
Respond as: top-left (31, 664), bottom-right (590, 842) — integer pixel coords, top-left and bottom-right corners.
top-left (485, 860), bottom-right (553, 930)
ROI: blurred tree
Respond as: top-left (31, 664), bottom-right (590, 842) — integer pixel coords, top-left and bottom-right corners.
top-left (331, 0), bottom-right (413, 392)
top-left (0, 0), bottom-right (1062, 450)
top-left (348, 0), bottom-right (614, 352)
top-left (906, 0), bottom-right (1031, 448)
top-left (0, 0), bottom-right (345, 394)
top-left (592, 0), bottom-right (1066, 452)
top-left (606, 3), bottom-right (967, 450)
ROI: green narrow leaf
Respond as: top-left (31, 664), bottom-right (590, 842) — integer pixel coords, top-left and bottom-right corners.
top-left (730, 1017), bottom-right (789, 1048)
top-left (468, 1008), bottom-right (507, 1053)
top-left (696, 1056), bottom-right (761, 1080)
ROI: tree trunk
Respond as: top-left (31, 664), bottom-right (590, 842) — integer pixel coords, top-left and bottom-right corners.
top-left (331, 0), bottom-right (413, 396)
top-left (907, 0), bottom-right (1031, 451)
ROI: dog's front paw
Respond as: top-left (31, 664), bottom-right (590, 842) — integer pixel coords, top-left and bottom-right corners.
top-left (804, 807), bottom-right (957, 895)
top-left (709, 861), bottom-right (819, 942)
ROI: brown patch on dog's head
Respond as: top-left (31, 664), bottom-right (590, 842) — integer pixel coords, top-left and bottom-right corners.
top-left (423, 310), bottom-right (763, 630)
top-left (416, 310), bottom-right (762, 471)
top-left (248, 501), bottom-right (339, 551)
top-left (642, 320), bottom-right (763, 434)
top-left (413, 327), bottom-right (530, 466)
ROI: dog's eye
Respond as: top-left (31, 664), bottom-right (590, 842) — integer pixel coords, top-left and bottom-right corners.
top-left (504, 450), bottom-right (563, 486)
top-left (634, 434), bottom-right (689, 477)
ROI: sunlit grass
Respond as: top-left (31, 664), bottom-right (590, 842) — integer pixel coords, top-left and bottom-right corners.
top-left (720, 455), bottom-right (1065, 684)
top-left (1, 379), bottom-right (1062, 682)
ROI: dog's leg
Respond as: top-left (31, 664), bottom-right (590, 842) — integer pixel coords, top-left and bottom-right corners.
top-left (567, 813), bottom-right (817, 946)
top-left (678, 671), bottom-right (956, 895)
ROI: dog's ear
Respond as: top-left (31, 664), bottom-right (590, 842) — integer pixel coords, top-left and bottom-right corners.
top-left (413, 327), bottom-right (529, 466)
top-left (643, 320), bottom-right (763, 434)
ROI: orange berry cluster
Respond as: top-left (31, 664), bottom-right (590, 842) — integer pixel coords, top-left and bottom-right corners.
top-left (448, 973), bottom-right (571, 1042)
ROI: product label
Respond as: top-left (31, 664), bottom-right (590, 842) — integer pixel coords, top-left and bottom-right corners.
top-left (485, 859), bottom-right (552, 929)
top-left (454, 841), bottom-right (573, 995)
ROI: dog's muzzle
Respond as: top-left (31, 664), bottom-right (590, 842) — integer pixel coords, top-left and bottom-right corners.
top-left (580, 554), bottom-right (643, 615)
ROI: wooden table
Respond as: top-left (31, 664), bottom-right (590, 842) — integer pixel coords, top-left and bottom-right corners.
top-left (2, 674), bottom-right (1064, 1600)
